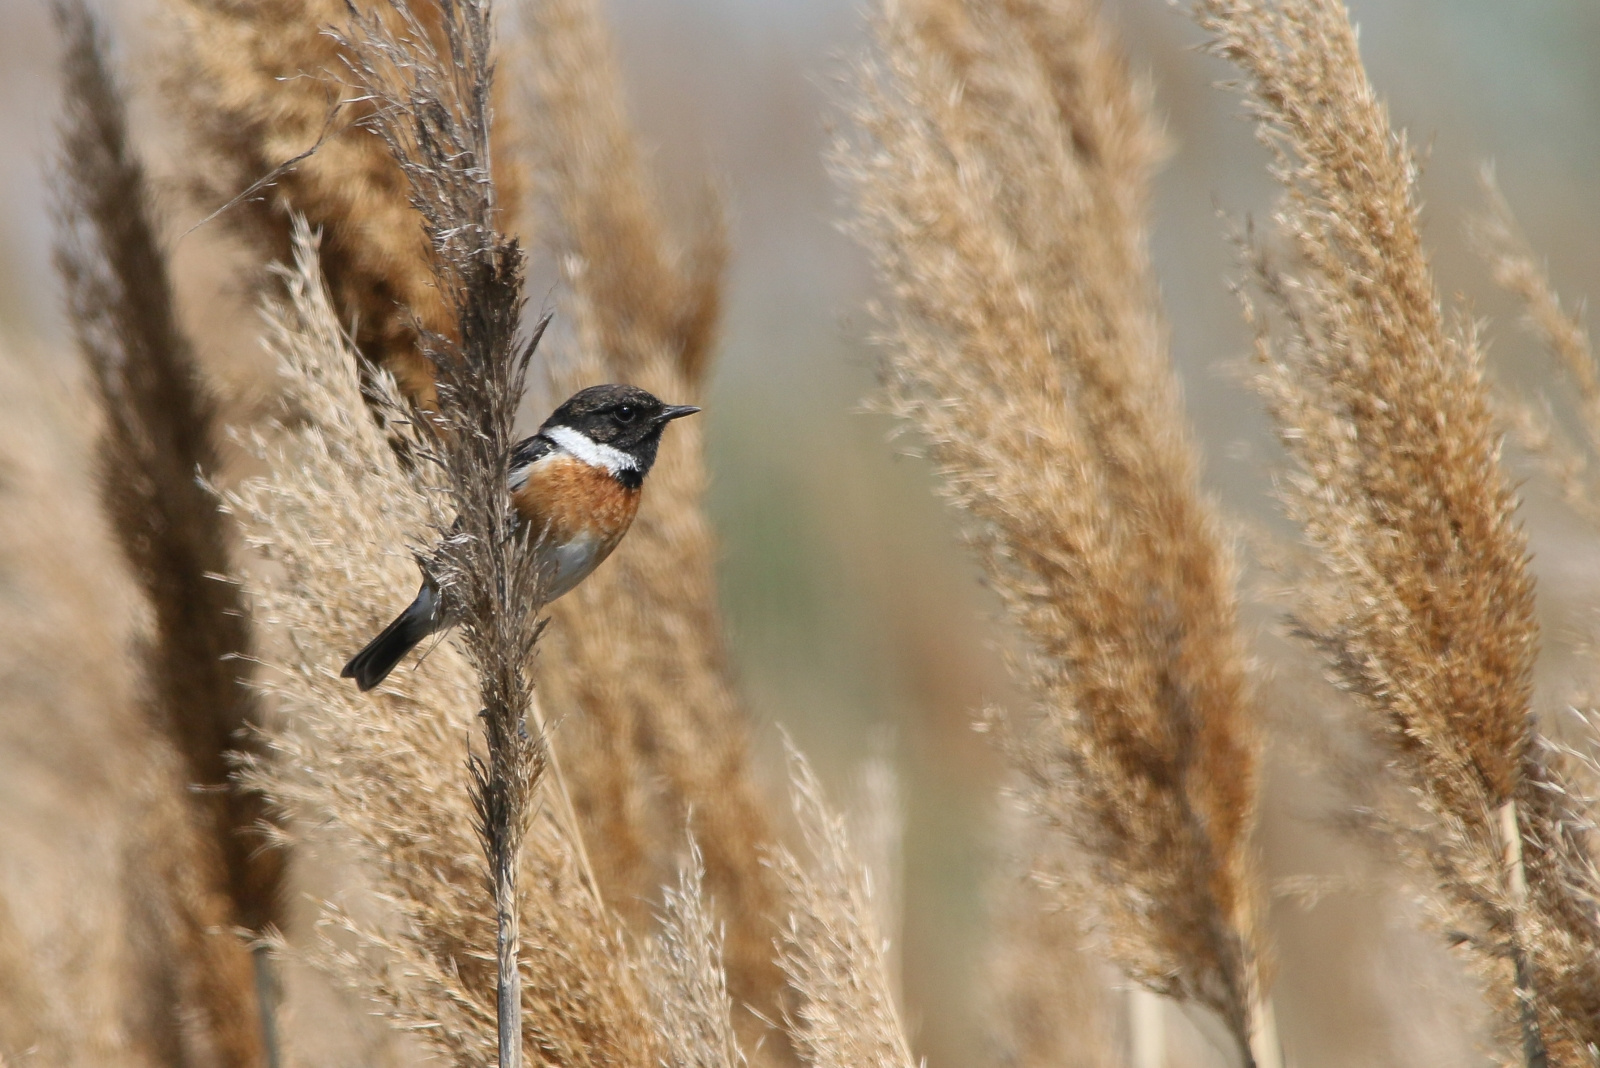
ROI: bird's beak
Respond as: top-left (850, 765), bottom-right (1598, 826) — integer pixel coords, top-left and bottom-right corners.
top-left (658, 405), bottom-right (701, 423)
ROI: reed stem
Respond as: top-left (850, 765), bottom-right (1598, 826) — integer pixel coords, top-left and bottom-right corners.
top-left (1499, 800), bottom-right (1548, 1068)
top-left (1246, 992), bottom-right (1282, 1068)
top-left (496, 857), bottom-right (522, 1068)
top-left (252, 947), bottom-right (280, 1068)
top-left (1129, 986), bottom-right (1165, 1068)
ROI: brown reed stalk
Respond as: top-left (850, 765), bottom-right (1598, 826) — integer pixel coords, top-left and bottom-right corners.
top-left (1190, 1), bottom-right (1600, 1062)
top-left (835, 0), bottom-right (1272, 1062)
top-left (334, 3), bottom-right (550, 1062)
top-left (520, 0), bottom-right (788, 1045)
top-left (228, 222), bottom-right (662, 1067)
top-left (51, 1), bottom-right (282, 1061)
top-left (769, 747), bottom-right (918, 1068)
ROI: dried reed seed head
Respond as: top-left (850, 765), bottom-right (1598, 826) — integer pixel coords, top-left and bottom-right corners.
top-left (53, 0), bottom-right (285, 941)
top-left (644, 841), bottom-right (748, 1068)
top-left (48, 5), bottom-right (287, 1062)
top-left (1188, 0), bottom-right (1600, 1060)
top-left (525, 0), bottom-right (727, 391)
top-left (1193, 0), bottom-right (1536, 808)
top-left (770, 747), bottom-right (917, 1068)
top-left (840, 0), bottom-right (1266, 1041)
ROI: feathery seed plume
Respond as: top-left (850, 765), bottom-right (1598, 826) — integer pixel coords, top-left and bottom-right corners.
top-left (836, 0), bottom-right (1273, 1061)
top-left (330, 2), bottom-right (562, 1060)
top-left (1470, 168), bottom-right (1600, 523)
top-left (645, 840), bottom-right (749, 1068)
top-left (52, 1), bottom-right (282, 1060)
top-left (770, 747), bottom-right (918, 1068)
top-left (1191, 0), bottom-right (1600, 1061)
top-left (164, 0), bottom-right (528, 411)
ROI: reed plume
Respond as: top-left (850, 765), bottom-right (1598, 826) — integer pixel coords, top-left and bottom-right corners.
top-left (165, 0), bottom-right (526, 412)
top-left (521, 0), bottom-right (788, 1045)
top-left (1190, 0), bottom-right (1600, 1061)
top-left (770, 748), bottom-right (918, 1068)
top-left (164, 0), bottom-right (446, 407)
top-left (644, 841), bottom-right (748, 1068)
top-left (228, 222), bottom-right (661, 1067)
top-left (51, 1), bottom-right (283, 1061)
top-left (836, 0), bottom-right (1271, 1061)
top-left (334, 1), bottom-right (560, 1059)
top-left (54, 0), bottom-right (281, 939)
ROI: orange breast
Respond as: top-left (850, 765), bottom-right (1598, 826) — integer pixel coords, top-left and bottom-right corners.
top-left (511, 454), bottom-right (641, 551)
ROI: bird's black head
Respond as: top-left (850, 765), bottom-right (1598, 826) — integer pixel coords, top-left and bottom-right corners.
top-left (540, 384), bottom-right (699, 480)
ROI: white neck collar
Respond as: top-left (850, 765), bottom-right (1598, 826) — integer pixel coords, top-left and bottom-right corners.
top-left (545, 425), bottom-right (640, 475)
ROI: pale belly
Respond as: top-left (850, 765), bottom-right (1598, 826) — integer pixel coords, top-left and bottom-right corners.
top-left (540, 529), bottom-right (617, 602)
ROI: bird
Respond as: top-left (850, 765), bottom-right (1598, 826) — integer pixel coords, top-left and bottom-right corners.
top-left (341, 383), bottom-right (700, 691)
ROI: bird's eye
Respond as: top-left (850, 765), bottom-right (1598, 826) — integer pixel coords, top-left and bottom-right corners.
top-left (614, 404), bottom-right (639, 425)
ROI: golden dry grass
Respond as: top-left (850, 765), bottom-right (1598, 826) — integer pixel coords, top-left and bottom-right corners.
top-left (12, 0), bottom-right (1600, 1065)
top-left (1191, 0), bottom-right (1600, 1061)
top-left (642, 842), bottom-right (748, 1068)
top-left (162, 0), bottom-right (527, 412)
top-left (51, 2), bottom-right (279, 1061)
top-left (54, 0), bottom-right (282, 940)
top-left (770, 748), bottom-right (918, 1068)
top-left (335, 5), bottom-right (549, 1054)
top-left (835, 0), bottom-right (1271, 1060)
top-left (0, 333), bottom-right (267, 1068)
top-left (163, 0), bottom-right (447, 407)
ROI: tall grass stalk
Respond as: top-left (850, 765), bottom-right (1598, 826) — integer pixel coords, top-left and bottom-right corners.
top-left (52, 0), bottom-right (282, 1059)
top-left (835, 0), bottom-right (1272, 1061)
top-left (336, 2), bottom-right (546, 1062)
top-left (1191, 0), bottom-right (1600, 1061)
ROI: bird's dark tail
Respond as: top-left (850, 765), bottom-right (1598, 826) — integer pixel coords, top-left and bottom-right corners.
top-left (341, 584), bottom-right (440, 692)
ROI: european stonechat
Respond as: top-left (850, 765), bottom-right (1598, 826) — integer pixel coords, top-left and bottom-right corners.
top-left (341, 383), bottom-right (700, 691)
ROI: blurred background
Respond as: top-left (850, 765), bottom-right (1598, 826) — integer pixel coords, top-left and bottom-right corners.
top-left (2, 1), bottom-right (1600, 1065)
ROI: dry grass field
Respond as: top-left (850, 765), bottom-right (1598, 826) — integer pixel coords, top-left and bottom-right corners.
top-left (2, 1), bottom-right (1600, 1067)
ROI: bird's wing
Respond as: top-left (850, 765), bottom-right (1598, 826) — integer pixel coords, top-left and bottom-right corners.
top-left (508, 433), bottom-right (556, 490)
